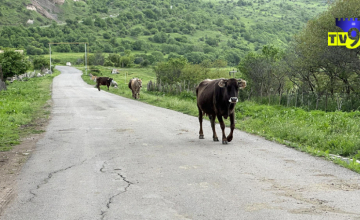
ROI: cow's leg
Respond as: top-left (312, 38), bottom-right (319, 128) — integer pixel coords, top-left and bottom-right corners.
top-left (210, 115), bottom-right (219, 141)
top-left (96, 83), bottom-right (100, 91)
top-left (198, 107), bottom-right (204, 139)
top-left (227, 112), bottom-right (235, 142)
top-left (217, 115), bottom-right (227, 144)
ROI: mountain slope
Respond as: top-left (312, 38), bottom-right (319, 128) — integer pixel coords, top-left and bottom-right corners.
top-left (0, 0), bottom-right (329, 66)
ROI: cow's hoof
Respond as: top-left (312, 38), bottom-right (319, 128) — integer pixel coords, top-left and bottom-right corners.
top-left (222, 140), bottom-right (228, 144)
top-left (199, 135), bottom-right (204, 139)
top-left (227, 136), bottom-right (233, 142)
top-left (213, 137), bottom-right (219, 141)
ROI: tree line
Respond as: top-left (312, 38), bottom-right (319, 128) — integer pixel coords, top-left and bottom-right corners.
top-left (238, 0), bottom-right (360, 112)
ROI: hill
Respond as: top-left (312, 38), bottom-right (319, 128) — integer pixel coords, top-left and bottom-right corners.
top-left (0, 0), bottom-right (329, 66)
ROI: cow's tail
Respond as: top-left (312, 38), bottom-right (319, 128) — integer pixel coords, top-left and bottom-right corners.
top-left (128, 79), bottom-right (132, 89)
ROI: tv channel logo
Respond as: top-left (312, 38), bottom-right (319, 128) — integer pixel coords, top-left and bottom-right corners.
top-left (328, 18), bottom-right (360, 49)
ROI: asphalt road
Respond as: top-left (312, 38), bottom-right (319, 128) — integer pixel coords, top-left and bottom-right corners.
top-left (2, 66), bottom-right (360, 220)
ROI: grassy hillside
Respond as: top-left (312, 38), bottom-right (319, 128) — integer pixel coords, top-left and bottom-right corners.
top-left (0, 0), bottom-right (49, 26)
top-left (0, 0), bottom-right (328, 66)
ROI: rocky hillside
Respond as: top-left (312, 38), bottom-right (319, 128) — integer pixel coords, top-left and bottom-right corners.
top-left (0, 0), bottom-right (66, 25)
top-left (29, 0), bottom-right (64, 20)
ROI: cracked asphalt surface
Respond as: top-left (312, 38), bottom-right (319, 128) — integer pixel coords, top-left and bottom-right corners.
top-left (2, 66), bottom-right (360, 220)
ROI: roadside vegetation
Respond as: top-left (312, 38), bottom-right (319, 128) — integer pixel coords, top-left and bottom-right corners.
top-left (0, 70), bottom-right (60, 151)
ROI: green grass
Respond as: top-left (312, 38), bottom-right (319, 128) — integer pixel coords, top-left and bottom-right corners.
top-left (80, 67), bottom-right (360, 173)
top-left (78, 65), bottom-right (156, 83)
top-left (235, 103), bottom-right (360, 157)
top-left (0, 70), bottom-right (60, 151)
top-left (77, 65), bottom-right (237, 87)
top-left (44, 52), bottom-right (94, 65)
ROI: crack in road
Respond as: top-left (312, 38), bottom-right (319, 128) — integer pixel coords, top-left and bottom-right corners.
top-left (100, 162), bottom-right (107, 173)
top-left (28, 159), bottom-right (87, 202)
top-left (100, 170), bottom-right (134, 220)
top-left (99, 157), bottom-right (118, 173)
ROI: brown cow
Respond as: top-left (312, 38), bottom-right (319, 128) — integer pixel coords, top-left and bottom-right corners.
top-left (196, 78), bottom-right (246, 144)
top-left (128, 78), bottom-right (142, 99)
top-left (90, 75), bottom-right (97, 82)
top-left (96, 77), bottom-right (113, 91)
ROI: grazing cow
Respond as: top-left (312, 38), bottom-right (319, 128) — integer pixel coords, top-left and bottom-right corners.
top-left (196, 78), bottom-right (247, 144)
top-left (90, 75), bottom-right (97, 82)
top-left (96, 77), bottom-right (113, 91)
top-left (111, 80), bottom-right (118, 88)
top-left (128, 78), bottom-right (142, 99)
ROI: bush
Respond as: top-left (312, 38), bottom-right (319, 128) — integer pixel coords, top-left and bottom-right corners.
top-left (33, 56), bottom-right (48, 70)
top-left (134, 57), bottom-right (144, 64)
top-left (0, 49), bottom-right (30, 80)
top-left (89, 66), bottom-right (101, 74)
top-left (140, 59), bottom-right (150, 67)
top-left (53, 58), bottom-right (61, 63)
top-left (103, 32), bottom-right (111, 39)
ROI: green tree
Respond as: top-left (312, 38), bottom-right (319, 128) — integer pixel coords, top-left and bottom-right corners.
top-left (130, 27), bottom-right (142, 37)
top-left (107, 54), bottom-right (121, 66)
top-left (215, 17), bottom-right (224, 26)
top-left (94, 16), bottom-right (107, 28)
top-left (151, 51), bottom-right (164, 63)
top-left (288, 0), bottom-right (360, 109)
top-left (119, 55), bottom-right (135, 67)
top-left (185, 52), bottom-right (206, 64)
top-left (103, 32), bottom-right (111, 39)
top-left (33, 56), bottom-right (48, 70)
top-left (0, 49), bottom-right (30, 81)
top-left (153, 57), bottom-right (188, 84)
top-left (153, 32), bottom-right (167, 43)
top-left (26, 45), bottom-right (44, 55)
top-left (87, 52), bottom-right (105, 66)
top-left (83, 17), bottom-right (93, 26)
top-left (205, 37), bottom-right (218, 46)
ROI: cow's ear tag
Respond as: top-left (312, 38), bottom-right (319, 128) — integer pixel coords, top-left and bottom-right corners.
top-left (218, 79), bottom-right (227, 88)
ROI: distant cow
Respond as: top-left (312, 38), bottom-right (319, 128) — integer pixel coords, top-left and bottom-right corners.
top-left (90, 75), bottom-right (97, 82)
top-left (196, 78), bottom-right (246, 144)
top-left (96, 77), bottom-right (113, 91)
top-left (128, 78), bottom-right (142, 99)
top-left (111, 80), bottom-right (118, 88)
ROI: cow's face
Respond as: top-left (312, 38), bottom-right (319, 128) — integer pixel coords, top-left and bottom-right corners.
top-left (218, 78), bottom-right (247, 103)
top-left (138, 79), bottom-right (142, 87)
top-left (108, 78), bottom-right (113, 83)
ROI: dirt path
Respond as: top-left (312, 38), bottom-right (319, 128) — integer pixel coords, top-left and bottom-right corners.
top-left (0, 114), bottom-right (49, 215)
